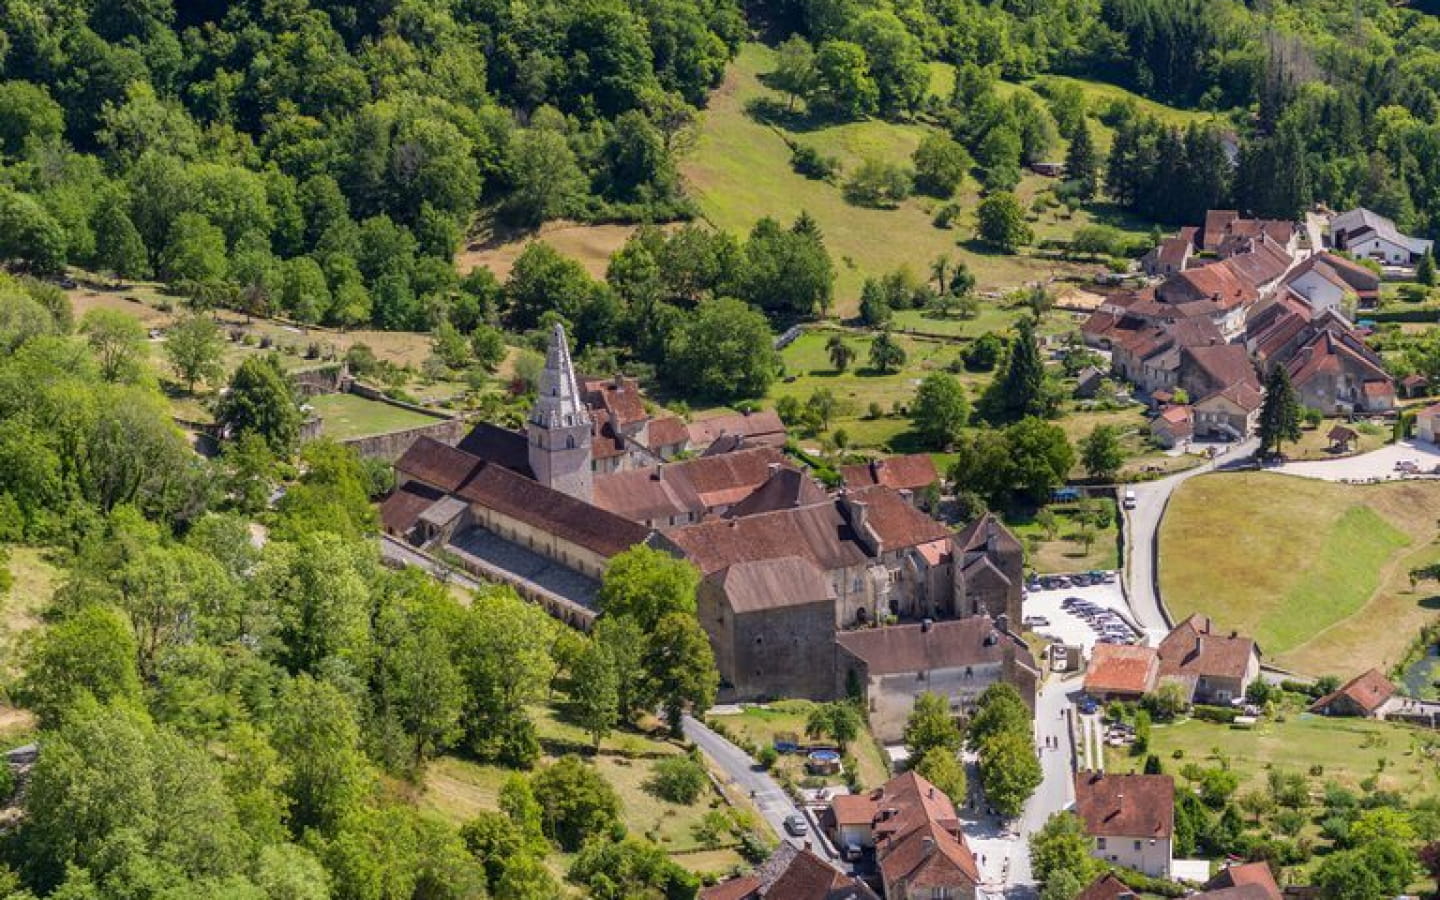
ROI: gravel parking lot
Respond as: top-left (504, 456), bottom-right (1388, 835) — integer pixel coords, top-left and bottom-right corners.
top-left (1022, 572), bottom-right (1161, 654)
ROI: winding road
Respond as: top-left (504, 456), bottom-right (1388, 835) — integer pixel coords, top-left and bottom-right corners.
top-left (1123, 438), bottom-right (1258, 632)
top-left (682, 715), bottom-right (810, 851)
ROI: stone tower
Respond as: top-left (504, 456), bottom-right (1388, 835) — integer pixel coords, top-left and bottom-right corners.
top-left (528, 322), bottom-right (594, 502)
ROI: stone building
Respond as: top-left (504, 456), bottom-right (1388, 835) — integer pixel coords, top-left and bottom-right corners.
top-left (527, 322), bottom-right (595, 502)
top-left (952, 512), bottom-right (1023, 626)
top-left (834, 617), bottom-right (1039, 742)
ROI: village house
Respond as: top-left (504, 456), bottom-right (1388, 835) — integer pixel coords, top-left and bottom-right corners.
top-left (1417, 401), bottom-right (1440, 443)
top-left (1193, 382), bottom-right (1263, 441)
top-left (840, 455), bottom-right (940, 507)
top-left (1141, 229), bottom-right (1196, 277)
top-left (1150, 404), bottom-right (1193, 449)
top-left (687, 409), bottom-right (789, 452)
top-left (1281, 252), bottom-right (1381, 314)
top-left (1178, 343), bottom-right (1260, 404)
top-left (699, 843), bottom-right (878, 900)
top-left (834, 616), bottom-right (1039, 742)
top-left (1201, 211), bottom-right (1299, 256)
top-left (581, 373), bottom-right (691, 475)
top-left (1085, 617), bottom-right (1260, 704)
top-left (1401, 373), bottom-right (1430, 399)
top-left (825, 771), bottom-right (981, 900)
top-left (1203, 862), bottom-right (1283, 900)
top-left (1083, 644), bottom-right (1159, 701)
top-left (1073, 772), bottom-right (1175, 878)
top-left (1157, 614), bottom-right (1261, 705)
top-left (1074, 873), bottom-right (1140, 900)
top-left (1330, 207), bottom-right (1433, 267)
top-left (1309, 668), bottom-right (1397, 718)
top-left (1245, 300), bottom-right (1396, 414)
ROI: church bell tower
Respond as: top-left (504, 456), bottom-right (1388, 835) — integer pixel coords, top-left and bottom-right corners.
top-left (527, 322), bottom-right (594, 502)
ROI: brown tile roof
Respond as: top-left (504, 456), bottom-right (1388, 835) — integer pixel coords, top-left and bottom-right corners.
top-left (1156, 236), bottom-right (1192, 269)
top-left (1218, 235), bottom-right (1293, 287)
top-left (832, 793), bottom-right (879, 826)
top-left (713, 557), bottom-right (832, 614)
top-left (582, 375), bottom-right (648, 427)
top-left (840, 454), bottom-right (940, 493)
top-left (879, 819), bottom-right (982, 891)
top-left (1195, 887), bottom-right (1278, 900)
top-left (955, 511), bottom-right (1024, 555)
top-left (844, 486), bottom-right (951, 552)
top-left (1196, 382), bottom-right (1263, 414)
top-left (395, 436), bottom-right (486, 493)
top-left (456, 462), bottom-right (651, 558)
top-left (647, 415), bottom-right (690, 449)
top-left (1285, 330), bottom-right (1390, 389)
top-left (1159, 405), bottom-right (1193, 425)
top-left (1203, 210), bottom-right (1241, 251)
top-left (1161, 260), bottom-right (1260, 310)
top-left (1204, 861), bottom-right (1282, 900)
top-left (836, 617), bottom-right (1036, 677)
top-left (1084, 644), bottom-right (1160, 696)
top-left (712, 844), bottom-right (877, 900)
top-left (592, 447), bottom-right (792, 523)
top-left (1327, 424), bottom-right (1358, 442)
top-left (688, 410), bottom-right (788, 448)
top-left (1073, 772), bottom-right (1175, 838)
top-left (1183, 343), bottom-right (1260, 392)
top-left (380, 481), bottom-right (446, 535)
top-left (725, 466), bottom-right (830, 519)
top-left (1309, 668), bottom-right (1396, 716)
top-left (699, 875), bottom-right (761, 900)
top-left (1076, 873), bottom-right (1139, 900)
top-left (1157, 614), bottom-right (1258, 684)
top-left (666, 499), bottom-right (870, 575)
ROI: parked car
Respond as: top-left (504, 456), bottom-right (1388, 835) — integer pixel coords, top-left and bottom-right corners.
top-left (1123, 489), bottom-right (1137, 510)
top-left (784, 813), bottom-right (809, 836)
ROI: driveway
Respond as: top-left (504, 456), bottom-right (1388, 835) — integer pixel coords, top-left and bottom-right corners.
top-left (1123, 438), bottom-right (1258, 631)
top-left (681, 715), bottom-right (811, 852)
top-left (1270, 438), bottom-right (1440, 482)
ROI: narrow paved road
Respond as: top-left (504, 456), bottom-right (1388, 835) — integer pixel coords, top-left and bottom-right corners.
top-left (1123, 439), bottom-right (1258, 632)
top-left (1012, 675), bottom-right (1081, 885)
top-left (682, 715), bottom-right (808, 850)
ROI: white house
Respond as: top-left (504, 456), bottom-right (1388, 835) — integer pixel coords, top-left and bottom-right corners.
top-left (1331, 208), bottom-right (1432, 266)
top-left (1417, 401), bottom-right (1440, 444)
top-left (1073, 772), bottom-right (1175, 879)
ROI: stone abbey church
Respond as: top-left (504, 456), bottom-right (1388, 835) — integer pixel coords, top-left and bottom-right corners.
top-left (382, 324), bottom-right (1034, 705)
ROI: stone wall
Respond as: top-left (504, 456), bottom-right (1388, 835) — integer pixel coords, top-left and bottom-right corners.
top-left (341, 418), bottom-right (470, 461)
top-left (292, 365), bottom-right (348, 397)
top-left (699, 579), bottom-right (837, 702)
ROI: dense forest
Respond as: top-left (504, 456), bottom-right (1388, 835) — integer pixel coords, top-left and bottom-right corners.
top-left (0, 0), bottom-right (1436, 341)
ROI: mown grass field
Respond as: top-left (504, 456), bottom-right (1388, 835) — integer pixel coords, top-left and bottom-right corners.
top-left (681, 43), bottom-right (1156, 314)
top-left (307, 393), bottom-right (444, 440)
top-left (1105, 715), bottom-right (1440, 798)
top-left (1159, 473), bottom-right (1440, 675)
top-left (1010, 498), bottom-right (1121, 574)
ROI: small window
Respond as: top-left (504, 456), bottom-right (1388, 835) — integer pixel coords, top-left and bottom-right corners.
top-left (1096, 838), bottom-right (1107, 850)
top-left (1133, 840), bottom-right (1142, 852)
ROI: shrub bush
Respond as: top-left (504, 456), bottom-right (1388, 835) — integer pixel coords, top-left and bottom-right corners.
top-left (1192, 705), bottom-right (1239, 724)
top-left (647, 754), bottom-right (708, 805)
top-left (790, 143), bottom-right (840, 180)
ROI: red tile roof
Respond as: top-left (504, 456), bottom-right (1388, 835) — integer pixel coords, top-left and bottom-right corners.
top-left (1161, 260), bottom-right (1260, 310)
top-left (840, 454), bottom-right (940, 493)
top-left (647, 415), bottom-right (690, 449)
top-left (1076, 873), bottom-right (1139, 900)
top-left (1084, 644), bottom-right (1160, 696)
top-left (1309, 668), bottom-right (1396, 716)
top-left (1157, 614), bottom-right (1258, 684)
top-left (592, 446), bottom-right (792, 523)
top-left (1073, 772), bottom-right (1175, 838)
top-left (1204, 861), bottom-right (1282, 900)
top-left (688, 410), bottom-right (787, 448)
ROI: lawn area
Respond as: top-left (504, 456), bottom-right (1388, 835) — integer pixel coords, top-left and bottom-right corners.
top-left (1010, 498), bottom-right (1120, 574)
top-left (1160, 473), bottom-right (1440, 675)
top-left (1285, 419), bottom-right (1389, 461)
top-left (706, 700), bottom-right (892, 792)
top-left (681, 43), bottom-right (1137, 314)
top-left (1105, 715), bottom-right (1440, 799)
top-left (307, 392), bottom-right (447, 440)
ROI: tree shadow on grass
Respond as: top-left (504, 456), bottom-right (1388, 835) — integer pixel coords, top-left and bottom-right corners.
top-left (957, 238), bottom-right (1016, 258)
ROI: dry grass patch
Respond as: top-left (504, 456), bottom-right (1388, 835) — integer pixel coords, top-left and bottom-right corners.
top-left (1160, 473), bottom-right (1440, 675)
top-left (456, 220), bottom-right (645, 281)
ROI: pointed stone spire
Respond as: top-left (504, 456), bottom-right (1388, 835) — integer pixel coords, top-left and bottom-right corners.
top-left (529, 322), bottom-right (591, 430)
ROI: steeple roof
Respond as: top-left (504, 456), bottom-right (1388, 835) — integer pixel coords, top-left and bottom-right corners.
top-left (530, 322), bottom-right (591, 430)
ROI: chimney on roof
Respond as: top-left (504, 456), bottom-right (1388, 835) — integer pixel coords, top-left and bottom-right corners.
top-left (996, 613), bottom-right (1010, 635)
top-left (870, 458), bottom-right (884, 479)
top-left (804, 840), bottom-right (813, 852)
top-left (922, 618), bottom-right (933, 633)
top-left (922, 837), bottom-right (936, 857)
top-left (767, 462), bottom-right (781, 476)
